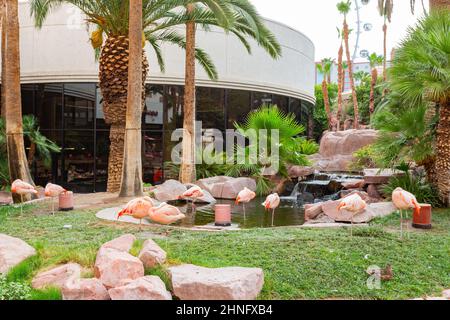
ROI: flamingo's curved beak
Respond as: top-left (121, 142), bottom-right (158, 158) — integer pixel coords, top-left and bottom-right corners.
top-left (235, 197), bottom-right (240, 205)
top-left (337, 202), bottom-right (346, 211)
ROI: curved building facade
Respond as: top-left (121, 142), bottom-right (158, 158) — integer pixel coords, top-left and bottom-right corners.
top-left (13, 2), bottom-right (316, 192)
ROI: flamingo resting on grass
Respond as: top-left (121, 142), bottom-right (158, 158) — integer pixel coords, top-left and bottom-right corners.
top-left (148, 203), bottom-right (186, 225)
top-left (11, 179), bottom-right (38, 215)
top-left (117, 197), bottom-right (156, 229)
top-left (338, 193), bottom-right (367, 237)
top-left (45, 183), bottom-right (66, 215)
top-left (236, 187), bottom-right (256, 219)
top-left (262, 193), bottom-right (280, 227)
top-left (392, 188), bottom-right (421, 239)
top-left (180, 185), bottom-right (204, 211)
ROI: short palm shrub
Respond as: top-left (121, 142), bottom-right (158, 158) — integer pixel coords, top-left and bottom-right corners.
top-left (350, 145), bottom-right (380, 171)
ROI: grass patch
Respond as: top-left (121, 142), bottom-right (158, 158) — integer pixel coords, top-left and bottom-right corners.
top-left (145, 265), bottom-right (173, 291)
top-left (0, 203), bottom-right (449, 300)
top-left (30, 287), bottom-right (62, 300)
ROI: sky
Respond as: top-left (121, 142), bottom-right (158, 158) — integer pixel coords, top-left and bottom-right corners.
top-left (250, 0), bottom-right (429, 62)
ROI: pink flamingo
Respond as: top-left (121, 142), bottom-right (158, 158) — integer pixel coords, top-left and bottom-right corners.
top-left (338, 193), bottom-right (367, 236)
top-left (236, 187), bottom-right (256, 219)
top-left (148, 203), bottom-right (186, 225)
top-left (262, 193), bottom-right (280, 227)
top-left (117, 197), bottom-right (156, 229)
top-left (392, 188), bottom-right (421, 239)
top-left (11, 179), bottom-right (38, 215)
top-left (180, 185), bottom-right (204, 210)
top-left (45, 183), bottom-right (66, 215)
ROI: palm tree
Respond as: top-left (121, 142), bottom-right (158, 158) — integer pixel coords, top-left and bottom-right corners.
top-left (389, 11), bottom-right (449, 205)
top-left (337, 1), bottom-right (360, 129)
top-left (368, 53), bottom-right (384, 115)
top-left (316, 58), bottom-right (334, 130)
top-left (180, 0), bottom-right (282, 183)
top-left (411, 0), bottom-right (450, 13)
top-left (336, 28), bottom-right (344, 131)
top-left (119, 0), bottom-right (144, 197)
top-left (2, 0), bottom-right (36, 202)
top-left (378, 0), bottom-right (393, 83)
top-left (31, 0), bottom-right (220, 193)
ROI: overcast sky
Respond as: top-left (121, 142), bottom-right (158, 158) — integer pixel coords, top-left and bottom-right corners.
top-left (251, 0), bottom-right (429, 62)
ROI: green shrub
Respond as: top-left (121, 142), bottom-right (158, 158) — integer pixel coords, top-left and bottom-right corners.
top-left (350, 145), bottom-right (379, 171)
top-left (0, 276), bottom-right (31, 300)
top-left (381, 169), bottom-right (441, 207)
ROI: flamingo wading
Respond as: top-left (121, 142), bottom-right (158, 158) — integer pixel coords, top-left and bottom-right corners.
top-left (180, 185), bottom-right (204, 210)
top-left (236, 187), bottom-right (256, 219)
top-left (262, 193), bottom-right (280, 227)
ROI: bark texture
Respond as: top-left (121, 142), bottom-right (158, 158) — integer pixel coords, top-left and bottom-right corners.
top-left (336, 44), bottom-right (344, 131)
top-left (343, 19), bottom-right (359, 129)
top-left (429, 0), bottom-right (450, 12)
top-left (180, 4), bottom-right (197, 184)
top-left (435, 101), bottom-right (450, 206)
top-left (119, 0), bottom-right (144, 197)
top-left (369, 68), bottom-right (378, 115)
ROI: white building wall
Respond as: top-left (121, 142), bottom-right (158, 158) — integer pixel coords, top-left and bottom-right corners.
top-left (14, 1), bottom-right (315, 103)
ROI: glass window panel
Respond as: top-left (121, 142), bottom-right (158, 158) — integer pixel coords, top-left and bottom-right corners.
top-left (95, 130), bottom-right (110, 192)
top-left (196, 87), bottom-right (225, 131)
top-left (21, 84), bottom-right (35, 116)
top-left (35, 84), bottom-right (63, 130)
top-left (226, 89), bottom-right (251, 129)
top-left (164, 85), bottom-right (184, 132)
top-left (64, 83), bottom-right (96, 130)
top-left (289, 98), bottom-right (302, 123)
top-left (143, 85), bottom-right (164, 131)
top-left (142, 131), bottom-right (164, 185)
top-left (253, 92), bottom-right (272, 108)
top-left (273, 95), bottom-right (289, 114)
top-left (95, 86), bottom-right (110, 131)
top-left (32, 130), bottom-right (63, 187)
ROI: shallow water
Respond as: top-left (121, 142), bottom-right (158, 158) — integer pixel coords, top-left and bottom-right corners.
top-left (175, 197), bottom-right (305, 229)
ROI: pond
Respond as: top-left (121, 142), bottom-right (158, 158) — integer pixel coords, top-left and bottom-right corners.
top-left (175, 197), bottom-right (305, 229)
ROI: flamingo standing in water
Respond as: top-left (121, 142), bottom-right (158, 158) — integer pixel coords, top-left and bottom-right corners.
top-left (338, 193), bottom-right (367, 237)
top-left (11, 179), bottom-right (38, 215)
top-left (45, 183), bottom-right (66, 215)
top-left (180, 185), bottom-right (204, 210)
top-left (236, 187), bottom-right (256, 219)
top-left (117, 197), bottom-right (155, 229)
top-left (392, 188), bottom-right (421, 239)
top-left (148, 203), bottom-right (186, 225)
top-left (262, 193), bottom-right (280, 227)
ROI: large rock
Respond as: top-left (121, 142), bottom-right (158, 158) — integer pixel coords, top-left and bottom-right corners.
top-left (101, 234), bottom-right (136, 253)
top-left (196, 176), bottom-right (257, 200)
top-left (341, 179), bottom-right (365, 190)
top-left (94, 248), bottom-right (144, 288)
top-left (138, 239), bottom-right (166, 269)
top-left (322, 200), bottom-right (396, 223)
top-left (363, 169), bottom-right (403, 185)
top-left (108, 276), bottom-right (172, 300)
top-left (62, 278), bottom-right (110, 300)
top-left (288, 166), bottom-right (315, 178)
top-left (304, 203), bottom-right (323, 221)
top-left (153, 180), bottom-right (187, 202)
top-left (310, 129), bottom-right (378, 172)
top-left (0, 234), bottom-right (36, 274)
top-left (32, 263), bottom-right (81, 289)
top-left (168, 264), bottom-right (264, 300)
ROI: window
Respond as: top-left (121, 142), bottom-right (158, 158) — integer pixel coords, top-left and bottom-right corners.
top-left (196, 87), bottom-right (225, 131)
top-left (226, 89), bottom-right (251, 128)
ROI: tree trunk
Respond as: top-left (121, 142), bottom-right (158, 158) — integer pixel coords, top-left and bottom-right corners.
top-left (119, 0), bottom-right (143, 198)
top-left (322, 80), bottom-right (332, 130)
top-left (336, 44), bottom-right (344, 131)
top-left (435, 99), bottom-right (450, 206)
top-left (3, 0), bottom-right (35, 202)
top-left (429, 0), bottom-right (450, 12)
top-left (1, 0), bottom-right (6, 119)
top-left (382, 23), bottom-right (387, 82)
top-left (343, 19), bottom-right (360, 129)
top-left (369, 68), bottom-right (378, 115)
top-left (180, 4), bottom-right (197, 184)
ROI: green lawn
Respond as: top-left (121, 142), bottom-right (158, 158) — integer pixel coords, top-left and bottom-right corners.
top-left (0, 203), bottom-right (449, 300)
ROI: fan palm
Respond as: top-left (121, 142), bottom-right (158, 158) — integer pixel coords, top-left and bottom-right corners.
top-left (180, 0), bottom-right (282, 183)
top-left (2, 0), bottom-right (36, 202)
top-left (368, 53), bottom-right (384, 115)
top-left (337, 1), bottom-right (360, 129)
top-left (388, 11), bottom-right (449, 204)
top-left (378, 0), bottom-right (393, 84)
top-left (317, 58), bottom-right (335, 130)
top-left (30, 0), bottom-right (220, 192)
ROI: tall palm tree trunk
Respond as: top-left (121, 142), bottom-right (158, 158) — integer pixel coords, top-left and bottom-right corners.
top-left (336, 44), bottom-right (344, 131)
top-left (429, 0), bottom-right (450, 12)
top-left (343, 18), bottom-right (360, 129)
top-left (322, 80), bottom-right (332, 131)
top-left (369, 68), bottom-right (378, 115)
top-left (119, 0), bottom-right (144, 198)
top-left (435, 99), bottom-right (450, 206)
top-left (180, 4), bottom-right (197, 184)
top-left (3, 0), bottom-right (35, 202)
top-left (382, 23), bottom-right (387, 82)
top-left (1, 0), bottom-right (6, 119)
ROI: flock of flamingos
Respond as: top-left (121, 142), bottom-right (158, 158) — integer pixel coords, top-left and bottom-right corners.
top-left (10, 178), bottom-right (421, 237)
